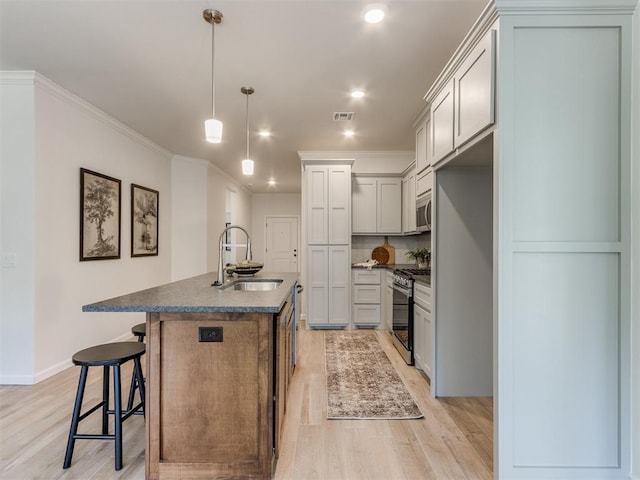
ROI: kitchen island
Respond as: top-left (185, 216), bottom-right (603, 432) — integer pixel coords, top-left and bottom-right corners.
top-left (83, 272), bottom-right (300, 480)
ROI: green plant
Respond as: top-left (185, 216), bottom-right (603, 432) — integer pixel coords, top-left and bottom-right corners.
top-left (405, 248), bottom-right (431, 263)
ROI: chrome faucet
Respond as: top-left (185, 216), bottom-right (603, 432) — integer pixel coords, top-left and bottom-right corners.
top-left (213, 225), bottom-right (252, 286)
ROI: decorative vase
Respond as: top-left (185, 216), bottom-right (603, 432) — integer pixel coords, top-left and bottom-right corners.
top-left (417, 261), bottom-right (428, 269)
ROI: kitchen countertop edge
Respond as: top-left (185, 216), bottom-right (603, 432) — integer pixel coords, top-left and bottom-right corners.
top-left (82, 272), bottom-right (299, 314)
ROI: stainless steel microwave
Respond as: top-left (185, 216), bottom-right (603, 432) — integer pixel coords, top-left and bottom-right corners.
top-left (416, 193), bottom-right (431, 232)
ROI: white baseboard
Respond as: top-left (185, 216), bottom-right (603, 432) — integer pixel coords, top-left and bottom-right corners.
top-left (0, 374), bottom-right (35, 385)
top-left (33, 358), bottom-right (72, 384)
top-left (2, 330), bottom-right (136, 385)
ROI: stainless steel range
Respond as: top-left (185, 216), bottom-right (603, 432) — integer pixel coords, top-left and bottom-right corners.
top-left (391, 268), bottom-right (430, 364)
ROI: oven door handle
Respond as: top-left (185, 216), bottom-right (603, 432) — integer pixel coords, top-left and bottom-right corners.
top-left (392, 283), bottom-right (412, 297)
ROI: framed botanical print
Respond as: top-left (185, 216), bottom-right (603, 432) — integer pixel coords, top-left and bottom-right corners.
top-left (131, 183), bottom-right (159, 257)
top-left (80, 168), bottom-right (121, 261)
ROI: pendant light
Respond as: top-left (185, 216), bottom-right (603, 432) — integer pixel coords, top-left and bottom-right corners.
top-left (241, 87), bottom-right (255, 175)
top-left (203, 9), bottom-right (223, 143)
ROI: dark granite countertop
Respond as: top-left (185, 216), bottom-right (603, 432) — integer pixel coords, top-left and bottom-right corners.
top-left (82, 272), bottom-right (299, 314)
top-left (351, 263), bottom-right (418, 270)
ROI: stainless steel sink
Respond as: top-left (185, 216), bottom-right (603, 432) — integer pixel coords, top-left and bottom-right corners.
top-left (222, 279), bottom-right (283, 291)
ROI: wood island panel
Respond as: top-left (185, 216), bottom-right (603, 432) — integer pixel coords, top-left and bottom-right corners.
top-left (146, 311), bottom-right (275, 480)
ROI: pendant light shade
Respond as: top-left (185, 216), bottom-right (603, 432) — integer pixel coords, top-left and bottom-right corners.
top-left (242, 158), bottom-right (254, 175)
top-left (241, 86), bottom-right (255, 176)
top-left (205, 118), bottom-right (223, 143)
top-left (203, 9), bottom-right (223, 143)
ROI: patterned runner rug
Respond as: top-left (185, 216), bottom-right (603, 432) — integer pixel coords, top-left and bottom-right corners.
top-left (325, 331), bottom-right (423, 420)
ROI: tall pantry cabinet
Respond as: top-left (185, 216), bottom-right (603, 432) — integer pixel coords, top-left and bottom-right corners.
top-left (302, 161), bottom-right (352, 326)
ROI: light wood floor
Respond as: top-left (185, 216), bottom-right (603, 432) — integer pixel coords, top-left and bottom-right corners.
top-left (0, 325), bottom-right (493, 479)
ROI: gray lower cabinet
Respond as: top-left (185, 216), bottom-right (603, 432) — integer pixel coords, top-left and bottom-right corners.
top-left (413, 282), bottom-right (432, 379)
top-left (352, 269), bottom-right (381, 327)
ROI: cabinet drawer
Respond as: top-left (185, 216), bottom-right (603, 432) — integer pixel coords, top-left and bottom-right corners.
top-left (416, 168), bottom-right (433, 197)
top-left (352, 269), bottom-right (382, 284)
top-left (353, 304), bottom-right (381, 325)
top-left (353, 285), bottom-right (381, 304)
top-left (414, 282), bottom-right (431, 311)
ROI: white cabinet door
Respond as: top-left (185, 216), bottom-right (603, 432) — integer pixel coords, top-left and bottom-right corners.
top-left (352, 177), bottom-right (401, 234)
top-left (414, 303), bottom-right (426, 371)
top-left (402, 167), bottom-right (416, 234)
top-left (414, 303), bottom-right (432, 378)
top-left (377, 178), bottom-right (402, 233)
top-left (352, 177), bottom-right (377, 233)
top-left (328, 166), bottom-right (351, 244)
top-left (416, 167), bottom-right (433, 198)
top-left (431, 79), bottom-right (455, 163)
top-left (306, 167), bottom-right (328, 244)
top-left (306, 246), bottom-right (328, 325)
top-left (328, 246), bottom-right (350, 325)
top-left (424, 306), bottom-right (432, 379)
top-left (385, 275), bottom-right (394, 332)
top-left (353, 304), bottom-right (381, 325)
top-left (306, 165), bottom-right (351, 244)
top-left (307, 246), bottom-right (349, 326)
top-left (454, 30), bottom-right (495, 148)
top-left (353, 285), bottom-right (381, 304)
top-left (407, 170), bottom-right (416, 232)
top-left (415, 119), bottom-right (428, 174)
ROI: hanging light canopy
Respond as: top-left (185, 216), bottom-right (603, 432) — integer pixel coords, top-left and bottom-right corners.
top-left (203, 9), bottom-right (223, 143)
top-left (241, 87), bottom-right (255, 175)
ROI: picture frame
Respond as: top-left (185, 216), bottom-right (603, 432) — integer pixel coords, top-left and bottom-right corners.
top-left (80, 168), bottom-right (121, 261)
top-left (131, 183), bottom-right (159, 257)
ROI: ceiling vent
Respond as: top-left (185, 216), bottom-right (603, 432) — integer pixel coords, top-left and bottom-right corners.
top-left (333, 112), bottom-right (355, 121)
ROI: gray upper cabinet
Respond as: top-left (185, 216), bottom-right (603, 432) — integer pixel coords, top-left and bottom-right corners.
top-left (454, 29), bottom-right (496, 148)
top-left (430, 28), bottom-right (496, 165)
top-left (415, 117), bottom-right (431, 174)
top-left (431, 79), bottom-right (455, 163)
top-left (352, 176), bottom-right (402, 235)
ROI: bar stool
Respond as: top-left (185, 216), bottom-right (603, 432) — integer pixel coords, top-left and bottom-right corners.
top-left (127, 323), bottom-right (146, 411)
top-left (131, 322), bottom-right (146, 342)
top-left (63, 342), bottom-right (145, 471)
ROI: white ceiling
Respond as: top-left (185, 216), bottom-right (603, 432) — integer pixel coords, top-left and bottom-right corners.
top-left (0, 0), bottom-right (487, 193)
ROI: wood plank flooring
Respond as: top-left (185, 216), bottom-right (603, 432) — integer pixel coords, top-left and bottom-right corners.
top-left (0, 325), bottom-right (493, 479)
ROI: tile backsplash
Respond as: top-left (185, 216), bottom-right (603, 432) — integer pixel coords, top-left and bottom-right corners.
top-left (351, 233), bottom-right (431, 264)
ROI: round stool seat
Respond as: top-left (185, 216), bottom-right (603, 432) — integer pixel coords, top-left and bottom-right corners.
top-left (131, 323), bottom-right (146, 338)
top-left (72, 342), bottom-right (145, 367)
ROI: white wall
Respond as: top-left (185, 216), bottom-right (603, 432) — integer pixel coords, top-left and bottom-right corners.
top-left (206, 164), bottom-right (252, 272)
top-left (250, 193), bottom-right (301, 264)
top-left (632, 6), bottom-right (639, 479)
top-left (0, 76), bottom-right (36, 383)
top-left (1, 72), bottom-right (173, 383)
top-left (171, 156), bottom-right (208, 281)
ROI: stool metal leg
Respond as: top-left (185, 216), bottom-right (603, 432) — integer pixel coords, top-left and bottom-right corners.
top-left (102, 365), bottom-right (110, 435)
top-left (133, 356), bottom-right (146, 418)
top-left (63, 365), bottom-right (88, 469)
top-left (126, 370), bottom-right (137, 411)
top-left (113, 364), bottom-right (123, 471)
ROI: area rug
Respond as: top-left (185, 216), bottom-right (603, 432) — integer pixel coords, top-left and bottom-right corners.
top-left (325, 331), bottom-right (423, 420)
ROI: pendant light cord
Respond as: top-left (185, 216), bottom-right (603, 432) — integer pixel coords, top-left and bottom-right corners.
top-left (211, 21), bottom-right (215, 118)
top-left (245, 92), bottom-right (250, 159)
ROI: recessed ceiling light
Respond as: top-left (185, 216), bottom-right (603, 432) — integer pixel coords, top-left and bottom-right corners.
top-left (268, 178), bottom-right (277, 186)
top-left (363, 4), bottom-right (387, 24)
top-left (258, 130), bottom-right (271, 137)
top-left (351, 89), bottom-right (365, 99)
top-left (344, 130), bottom-right (355, 137)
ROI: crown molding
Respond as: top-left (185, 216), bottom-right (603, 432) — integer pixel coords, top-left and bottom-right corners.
top-left (298, 150), bottom-right (413, 163)
top-left (1, 70), bottom-right (173, 160)
top-left (494, 0), bottom-right (638, 14)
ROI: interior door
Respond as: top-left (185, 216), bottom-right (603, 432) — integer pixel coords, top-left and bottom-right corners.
top-left (265, 216), bottom-right (299, 272)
